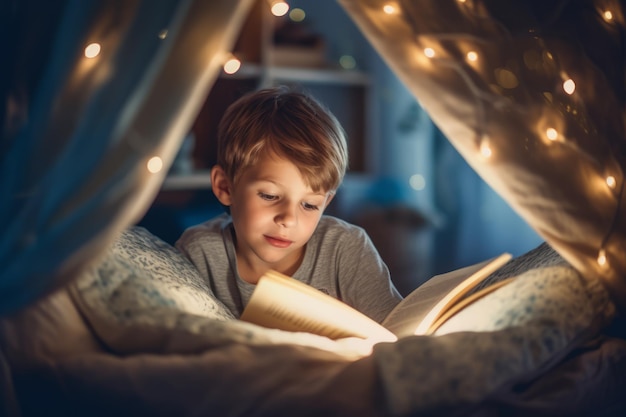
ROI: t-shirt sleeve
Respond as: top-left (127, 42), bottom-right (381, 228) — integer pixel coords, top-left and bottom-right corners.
top-left (335, 225), bottom-right (403, 323)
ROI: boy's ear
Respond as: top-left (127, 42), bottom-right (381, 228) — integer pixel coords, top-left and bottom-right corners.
top-left (211, 165), bottom-right (232, 206)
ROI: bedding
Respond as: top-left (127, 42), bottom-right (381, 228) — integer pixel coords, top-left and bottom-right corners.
top-left (4, 226), bottom-right (623, 416)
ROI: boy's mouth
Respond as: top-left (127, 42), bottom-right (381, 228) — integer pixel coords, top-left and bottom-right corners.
top-left (264, 235), bottom-right (293, 248)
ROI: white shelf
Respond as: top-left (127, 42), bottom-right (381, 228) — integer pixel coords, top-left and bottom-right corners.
top-left (222, 63), bottom-right (370, 86)
top-left (162, 171), bottom-right (211, 190)
top-left (266, 66), bottom-right (370, 86)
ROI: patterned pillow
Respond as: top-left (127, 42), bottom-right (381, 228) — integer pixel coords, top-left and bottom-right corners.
top-left (75, 226), bottom-right (234, 320)
top-left (69, 227), bottom-right (356, 355)
top-left (374, 243), bottom-right (617, 415)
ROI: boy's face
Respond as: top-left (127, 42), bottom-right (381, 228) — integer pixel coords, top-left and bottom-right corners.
top-left (212, 153), bottom-right (333, 282)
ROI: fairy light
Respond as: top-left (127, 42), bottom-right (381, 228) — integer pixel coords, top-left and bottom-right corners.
top-left (409, 174), bottom-right (426, 191)
top-left (546, 127), bottom-right (559, 141)
top-left (359, 0), bottom-right (625, 293)
top-left (289, 8), bottom-right (305, 22)
top-left (339, 55), bottom-right (356, 69)
top-left (158, 29), bottom-right (168, 40)
top-left (223, 56), bottom-right (241, 74)
top-left (597, 249), bottom-right (607, 267)
top-left (84, 43), bottom-right (101, 58)
top-left (479, 140), bottom-right (492, 158)
top-left (563, 79), bottom-right (575, 94)
top-left (383, 3), bottom-right (397, 14)
top-left (147, 156), bottom-right (163, 174)
top-left (606, 175), bottom-right (617, 189)
top-left (270, 1), bottom-right (289, 17)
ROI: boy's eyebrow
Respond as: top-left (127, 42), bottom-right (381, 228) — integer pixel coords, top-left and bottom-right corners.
top-left (254, 178), bottom-right (330, 198)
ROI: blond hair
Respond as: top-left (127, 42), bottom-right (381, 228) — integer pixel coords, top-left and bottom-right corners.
top-left (216, 86), bottom-right (348, 193)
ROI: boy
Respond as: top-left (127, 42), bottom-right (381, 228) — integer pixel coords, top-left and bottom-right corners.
top-left (175, 86), bottom-right (402, 323)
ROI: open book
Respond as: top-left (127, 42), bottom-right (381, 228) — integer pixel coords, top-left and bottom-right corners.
top-left (240, 253), bottom-right (512, 343)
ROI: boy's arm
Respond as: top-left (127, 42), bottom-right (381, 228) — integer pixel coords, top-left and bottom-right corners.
top-left (335, 226), bottom-right (403, 323)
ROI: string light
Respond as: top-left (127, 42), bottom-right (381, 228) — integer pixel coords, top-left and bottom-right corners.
top-left (597, 249), bottom-right (607, 267)
top-left (479, 140), bottom-right (492, 158)
top-left (373, 0), bottom-right (624, 282)
top-left (545, 127), bottom-right (559, 141)
top-left (84, 43), bottom-right (101, 58)
top-left (147, 157), bottom-right (163, 174)
top-left (158, 29), bottom-right (168, 40)
top-left (409, 174), bottom-right (426, 191)
top-left (563, 78), bottom-right (575, 94)
top-left (383, 3), bottom-right (397, 14)
top-left (270, 1), bottom-right (289, 17)
top-left (289, 8), bottom-right (305, 22)
top-left (606, 175), bottom-right (617, 189)
top-left (223, 55), bottom-right (241, 74)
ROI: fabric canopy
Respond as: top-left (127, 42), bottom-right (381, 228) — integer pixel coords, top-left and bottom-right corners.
top-left (0, 0), bottom-right (253, 315)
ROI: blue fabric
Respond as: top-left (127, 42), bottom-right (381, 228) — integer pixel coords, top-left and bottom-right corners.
top-left (0, 0), bottom-right (252, 315)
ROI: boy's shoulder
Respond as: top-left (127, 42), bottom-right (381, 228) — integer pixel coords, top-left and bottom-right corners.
top-left (317, 215), bottom-right (367, 238)
top-left (176, 213), bottom-right (232, 246)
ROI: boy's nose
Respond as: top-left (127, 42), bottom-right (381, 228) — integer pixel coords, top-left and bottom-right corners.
top-left (275, 203), bottom-right (297, 228)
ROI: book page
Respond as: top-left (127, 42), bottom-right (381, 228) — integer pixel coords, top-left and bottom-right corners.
top-left (241, 270), bottom-right (397, 343)
top-left (382, 253), bottom-right (511, 337)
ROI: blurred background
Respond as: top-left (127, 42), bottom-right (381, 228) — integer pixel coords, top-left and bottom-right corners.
top-left (137, 0), bottom-right (542, 295)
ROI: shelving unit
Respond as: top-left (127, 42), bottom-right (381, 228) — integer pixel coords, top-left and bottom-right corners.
top-left (162, 0), bottom-right (374, 190)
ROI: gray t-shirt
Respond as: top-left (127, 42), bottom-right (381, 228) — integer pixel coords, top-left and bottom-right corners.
top-left (175, 213), bottom-right (402, 323)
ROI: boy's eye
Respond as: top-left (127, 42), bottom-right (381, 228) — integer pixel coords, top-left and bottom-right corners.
top-left (302, 202), bottom-right (319, 211)
top-left (258, 192), bottom-right (278, 201)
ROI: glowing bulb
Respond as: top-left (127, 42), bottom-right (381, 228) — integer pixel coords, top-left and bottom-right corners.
top-left (147, 156), bottom-right (163, 173)
top-left (158, 29), bottom-right (168, 40)
top-left (546, 127), bottom-right (558, 141)
top-left (84, 43), bottom-right (101, 58)
top-left (424, 47), bottom-right (435, 58)
top-left (458, 0), bottom-right (467, 3)
top-left (383, 4), bottom-right (396, 14)
top-left (223, 57), bottom-right (241, 74)
top-left (480, 141), bottom-right (492, 158)
top-left (606, 175), bottom-right (617, 189)
top-left (339, 55), bottom-right (356, 70)
top-left (270, 1), bottom-right (289, 16)
top-left (466, 51), bottom-right (478, 62)
top-left (409, 174), bottom-right (426, 191)
top-left (563, 79), bottom-right (575, 95)
top-left (603, 10), bottom-right (613, 21)
top-left (597, 249), bottom-right (607, 267)
top-left (289, 8), bottom-right (305, 22)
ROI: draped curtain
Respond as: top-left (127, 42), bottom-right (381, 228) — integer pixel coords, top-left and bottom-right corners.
top-left (0, 0), bottom-right (253, 316)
